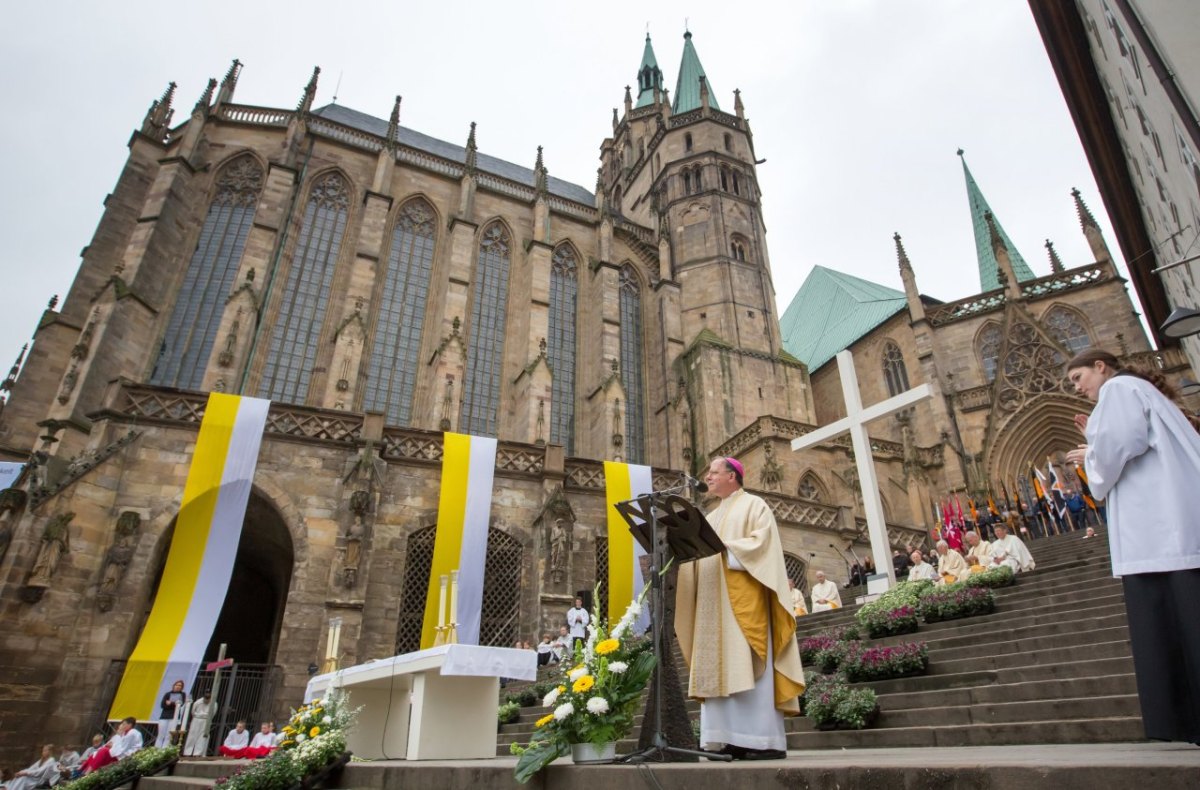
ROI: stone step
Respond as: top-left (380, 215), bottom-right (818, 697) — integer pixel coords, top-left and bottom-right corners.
top-left (924, 624), bottom-right (1130, 664)
top-left (927, 638), bottom-right (1130, 676)
top-left (862, 654), bottom-right (1135, 695)
top-left (875, 672), bottom-right (1139, 711)
top-left (786, 715), bottom-right (1146, 749)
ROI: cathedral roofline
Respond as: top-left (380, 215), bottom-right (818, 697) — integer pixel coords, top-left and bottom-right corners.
top-left (672, 31), bottom-right (721, 114)
top-left (959, 150), bottom-right (1037, 292)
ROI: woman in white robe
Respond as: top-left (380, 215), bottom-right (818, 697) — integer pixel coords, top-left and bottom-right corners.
top-left (184, 695), bottom-right (217, 756)
top-left (1065, 348), bottom-right (1200, 744)
top-left (3, 745), bottom-right (58, 790)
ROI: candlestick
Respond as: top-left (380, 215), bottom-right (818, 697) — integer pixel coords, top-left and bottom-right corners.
top-left (449, 569), bottom-right (459, 644)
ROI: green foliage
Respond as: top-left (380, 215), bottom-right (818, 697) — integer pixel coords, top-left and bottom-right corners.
top-left (963, 565), bottom-right (1015, 589)
top-left (855, 580), bottom-right (931, 637)
top-left (803, 673), bottom-right (878, 730)
top-left (497, 700), bottom-right (521, 726)
top-left (59, 746), bottom-right (178, 790)
top-left (918, 582), bottom-right (995, 622)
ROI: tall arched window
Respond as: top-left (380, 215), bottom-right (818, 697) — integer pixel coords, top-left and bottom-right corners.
top-left (260, 172), bottom-right (349, 403)
top-left (685, 133), bottom-right (693, 152)
top-left (548, 245), bottom-right (578, 452)
top-left (683, 170), bottom-right (693, 196)
top-left (881, 341), bottom-right (910, 396)
top-left (978, 323), bottom-right (1003, 383)
top-left (363, 198), bottom-right (437, 425)
top-left (798, 472), bottom-right (826, 502)
top-left (730, 236), bottom-right (748, 262)
top-left (1043, 305), bottom-right (1092, 354)
top-left (719, 166), bottom-right (729, 191)
top-left (460, 222), bottom-right (511, 436)
top-left (619, 264), bottom-right (645, 463)
top-left (152, 155), bottom-right (262, 389)
top-left (732, 171), bottom-right (741, 196)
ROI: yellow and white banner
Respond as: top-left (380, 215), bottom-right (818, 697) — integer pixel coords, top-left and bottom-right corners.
top-left (603, 461), bottom-right (651, 630)
top-left (109, 393), bottom-right (270, 720)
top-left (420, 432), bottom-right (497, 649)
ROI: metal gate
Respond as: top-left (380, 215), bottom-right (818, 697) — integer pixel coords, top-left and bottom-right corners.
top-left (93, 661), bottom-right (282, 754)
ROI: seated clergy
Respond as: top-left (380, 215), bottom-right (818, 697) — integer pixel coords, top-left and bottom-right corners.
top-left (810, 570), bottom-right (841, 612)
top-left (990, 524), bottom-right (1035, 572)
top-left (50, 746), bottom-right (80, 786)
top-left (789, 579), bottom-right (808, 616)
top-left (218, 721), bottom-right (251, 758)
top-left (244, 723), bottom-right (276, 759)
top-left (535, 633), bottom-right (557, 666)
top-left (934, 540), bottom-right (970, 583)
top-left (552, 625), bottom-right (572, 662)
top-left (963, 530), bottom-right (992, 571)
top-left (907, 551), bottom-right (939, 582)
top-left (80, 718), bottom-right (142, 774)
top-left (3, 745), bottom-right (58, 790)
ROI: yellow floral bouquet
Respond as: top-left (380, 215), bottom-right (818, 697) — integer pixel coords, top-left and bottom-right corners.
top-left (511, 584), bottom-right (656, 783)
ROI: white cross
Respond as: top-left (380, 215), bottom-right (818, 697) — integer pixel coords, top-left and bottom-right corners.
top-left (791, 350), bottom-right (932, 589)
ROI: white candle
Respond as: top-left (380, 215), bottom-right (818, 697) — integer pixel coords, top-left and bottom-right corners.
top-left (180, 696), bottom-right (190, 733)
top-left (438, 574), bottom-right (449, 629)
top-left (449, 570), bottom-right (459, 628)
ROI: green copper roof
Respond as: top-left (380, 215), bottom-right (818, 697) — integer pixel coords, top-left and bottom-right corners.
top-left (779, 266), bottom-right (909, 372)
top-left (961, 153), bottom-right (1036, 291)
top-left (634, 35), bottom-right (663, 109)
top-left (672, 31), bottom-right (721, 114)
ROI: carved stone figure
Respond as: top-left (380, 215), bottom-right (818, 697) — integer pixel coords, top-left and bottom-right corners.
top-left (26, 511), bottom-right (74, 595)
top-left (97, 511), bottom-right (141, 611)
top-left (0, 488), bottom-right (27, 565)
top-left (344, 489), bottom-right (371, 587)
top-left (549, 517), bottom-right (568, 572)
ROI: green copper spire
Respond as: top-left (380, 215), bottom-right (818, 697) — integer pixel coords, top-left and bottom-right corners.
top-left (959, 150), bottom-right (1035, 292)
top-left (672, 31), bottom-right (721, 114)
top-left (634, 34), bottom-right (663, 109)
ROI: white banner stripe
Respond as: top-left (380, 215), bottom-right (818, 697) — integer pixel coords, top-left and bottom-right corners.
top-left (160, 396), bottom-right (269, 702)
top-left (627, 464), bottom-right (653, 633)
top-left (456, 436), bottom-right (497, 645)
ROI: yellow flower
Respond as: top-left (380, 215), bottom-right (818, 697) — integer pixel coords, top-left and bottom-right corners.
top-left (535, 714), bottom-right (554, 728)
top-left (279, 739), bottom-right (294, 747)
top-left (595, 639), bottom-right (620, 655)
top-left (312, 707), bottom-right (323, 716)
top-left (310, 726), bottom-right (321, 737)
top-left (572, 675), bottom-right (595, 693)
top-left (282, 726), bottom-right (295, 734)
top-left (557, 685), bottom-right (566, 693)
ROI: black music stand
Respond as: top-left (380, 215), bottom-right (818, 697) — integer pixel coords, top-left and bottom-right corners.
top-left (613, 486), bottom-right (730, 763)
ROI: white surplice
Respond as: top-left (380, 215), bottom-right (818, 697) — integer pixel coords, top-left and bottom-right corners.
top-left (809, 580), bottom-right (841, 612)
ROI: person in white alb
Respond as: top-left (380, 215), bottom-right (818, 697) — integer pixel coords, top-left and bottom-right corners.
top-left (907, 550), bottom-right (939, 582)
top-left (2, 745), bottom-right (59, 790)
top-left (989, 523), bottom-right (1035, 572)
top-left (566, 597), bottom-right (589, 652)
top-left (245, 723), bottom-right (277, 758)
top-left (809, 571), bottom-right (841, 612)
top-left (79, 718), bottom-right (142, 774)
top-left (218, 721), bottom-right (251, 758)
top-left (184, 694), bottom-right (217, 757)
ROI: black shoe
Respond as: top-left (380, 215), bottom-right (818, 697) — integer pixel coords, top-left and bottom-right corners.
top-left (739, 748), bottom-right (786, 761)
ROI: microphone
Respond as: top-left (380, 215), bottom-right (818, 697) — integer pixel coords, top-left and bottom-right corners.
top-left (683, 474), bottom-right (709, 493)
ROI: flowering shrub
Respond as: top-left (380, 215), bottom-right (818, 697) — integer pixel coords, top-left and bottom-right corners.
top-left (918, 583), bottom-right (995, 622)
top-left (838, 641), bottom-right (928, 682)
top-left (963, 565), bottom-right (1015, 589)
top-left (855, 580), bottom-right (931, 638)
top-left (506, 688), bottom-right (539, 707)
top-left (60, 746), bottom-right (178, 790)
top-left (803, 673), bottom-right (878, 730)
top-left (798, 625), bottom-right (861, 664)
top-left (498, 700), bottom-right (521, 726)
top-left (510, 584), bottom-right (656, 784)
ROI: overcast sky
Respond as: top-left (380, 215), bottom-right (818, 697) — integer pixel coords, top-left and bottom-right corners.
top-left (0, 0), bottom-right (1146, 379)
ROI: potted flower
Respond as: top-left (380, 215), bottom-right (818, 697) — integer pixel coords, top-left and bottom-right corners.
top-left (510, 585), bottom-right (657, 783)
top-left (918, 583), bottom-right (995, 623)
top-left (803, 673), bottom-right (879, 731)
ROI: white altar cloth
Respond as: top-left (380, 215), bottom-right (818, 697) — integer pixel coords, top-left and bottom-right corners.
top-left (303, 644), bottom-right (537, 760)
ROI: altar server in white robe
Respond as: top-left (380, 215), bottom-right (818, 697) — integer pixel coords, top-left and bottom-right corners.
top-left (1066, 348), bottom-right (1200, 744)
top-left (3, 745), bottom-right (58, 790)
top-left (184, 695), bottom-right (217, 756)
top-left (989, 524), bottom-right (1035, 572)
top-left (934, 540), bottom-right (970, 583)
top-left (676, 457), bottom-right (805, 760)
top-left (809, 571), bottom-right (840, 612)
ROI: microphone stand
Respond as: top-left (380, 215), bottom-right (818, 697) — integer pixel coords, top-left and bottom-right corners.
top-left (829, 543), bottom-right (855, 582)
top-left (621, 476), bottom-right (731, 764)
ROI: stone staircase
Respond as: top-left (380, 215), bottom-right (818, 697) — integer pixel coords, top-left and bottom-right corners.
top-left (788, 529), bottom-right (1143, 747)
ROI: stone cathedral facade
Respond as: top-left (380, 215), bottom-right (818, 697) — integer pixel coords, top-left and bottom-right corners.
top-left (0, 31), bottom-right (1184, 760)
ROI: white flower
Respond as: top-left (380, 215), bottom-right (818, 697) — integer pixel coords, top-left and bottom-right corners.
top-left (586, 697), bottom-right (610, 715)
top-left (568, 666), bottom-right (588, 682)
top-left (296, 733), bottom-right (307, 742)
top-left (553, 702), bottom-right (575, 721)
top-left (322, 715), bottom-right (332, 724)
top-left (543, 687), bottom-right (561, 707)
top-left (608, 661), bottom-right (628, 674)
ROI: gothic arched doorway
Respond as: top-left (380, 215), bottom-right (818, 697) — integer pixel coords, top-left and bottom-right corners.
top-left (394, 526), bottom-right (524, 654)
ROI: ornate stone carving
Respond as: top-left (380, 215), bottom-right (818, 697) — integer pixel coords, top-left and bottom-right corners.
top-left (535, 487), bottom-right (576, 588)
top-left (343, 489), bottom-right (370, 587)
top-left (23, 511), bottom-right (74, 602)
top-left (97, 511), bottom-right (141, 612)
top-left (759, 441), bottom-right (783, 492)
top-left (0, 487), bottom-right (28, 565)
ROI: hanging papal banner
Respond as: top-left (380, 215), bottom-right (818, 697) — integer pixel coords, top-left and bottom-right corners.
top-left (420, 432), bottom-right (497, 649)
top-left (603, 461), bottom-right (651, 630)
top-left (108, 393), bottom-right (270, 720)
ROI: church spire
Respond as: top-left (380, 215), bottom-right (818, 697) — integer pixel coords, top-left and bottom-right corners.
top-left (140, 81), bottom-right (176, 140)
top-left (1072, 187), bottom-right (1113, 265)
top-left (959, 149), bottom-right (1036, 292)
top-left (297, 66), bottom-right (320, 115)
top-left (634, 33), bottom-right (664, 109)
top-left (1072, 186), bottom-right (1099, 230)
top-left (534, 145), bottom-right (548, 196)
top-left (1045, 239), bottom-right (1065, 274)
top-left (193, 78), bottom-right (217, 116)
top-left (1, 343), bottom-right (26, 394)
top-left (386, 95), bottom-right (402, 152)
top-left (895, 233), bottom-right (926, 323)
top-left (464, 121), bottom-right (478, 175)
top-left (216, 59), bottom-right (242, 106)
top-left (672, 30), bottom-right (721, 114)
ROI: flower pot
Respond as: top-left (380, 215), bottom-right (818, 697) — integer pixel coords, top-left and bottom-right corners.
top-left (571, 741), bottom-right (617, 764)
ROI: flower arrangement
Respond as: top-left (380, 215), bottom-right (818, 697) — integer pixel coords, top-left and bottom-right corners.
top-left (803, 673), bottom-right (879, 731)
top-left (214, 689), bottom-right (356, 790)
top-left (60, 746), bottom-right (178, 790)
top-left (855, 580), bottom-right (931, 638)
top-left (798, 625), bottom-right (861, 664)
top-left (509, 584), bottom-right (657, 784)
top-left (918, 582), bottom-right (995, 623)
top-left (963, 565), bottom-right (1015, 589)
top-left (837, 641), bottom-right (928, 682)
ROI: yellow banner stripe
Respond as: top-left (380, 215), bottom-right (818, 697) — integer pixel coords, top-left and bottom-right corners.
top-left (108, 394), bottom-right (241, 719)
top-left (421, 433), bottom-right (472, 649)
top-left (604, 461), bottom-right (634, 625)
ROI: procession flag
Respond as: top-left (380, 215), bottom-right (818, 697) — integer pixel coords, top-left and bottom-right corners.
top-left (603, 462), bottom-right (651, 629)
top-left (108, 393), bottom-right (269, 720)
top-left (421, 432), bottom-right (497, 649)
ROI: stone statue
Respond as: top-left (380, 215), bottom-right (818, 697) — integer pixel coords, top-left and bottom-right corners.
top-left (28, 511), bottom-right (74, 588)
top-left (0, 488), bottom-right (28, 565)
top-left (97, 511), bottom-right (140, 611)
top-left (549, 517), bottom-right (568, 572)
top-left (344, 489), bottom-right (370, 587)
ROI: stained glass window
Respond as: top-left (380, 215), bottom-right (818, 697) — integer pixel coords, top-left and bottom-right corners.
top-left (548, 245), bottom-right (578, 452)
top-left (882, 341), bottom-right (910, 397)
top-left (978, 323), bottom-right (1003, 383)
top-left (1043, 306), bottom-right (1092, 354)
top-left (259, 172), bottom-right (349, 403)
top-left (460, 223), bottom-right (511, 436)
top-left (619, 264), bottom-right (645, 463)
top-left (363, 199), bottom-right (437, 425)
top-left (151, 155), bottom-right (262, 389)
